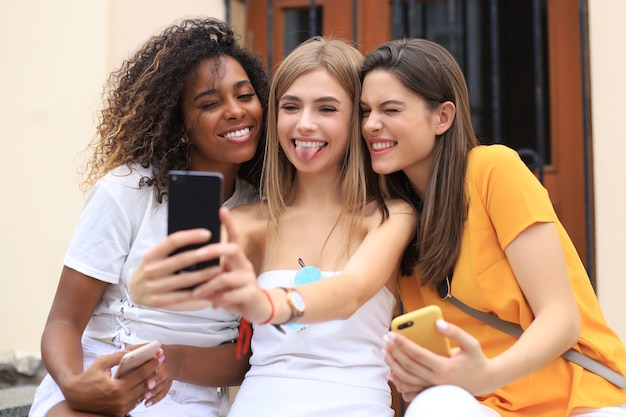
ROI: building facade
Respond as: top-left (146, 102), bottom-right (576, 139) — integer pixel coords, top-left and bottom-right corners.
top-left (1, 0), bottom-right (623, 375)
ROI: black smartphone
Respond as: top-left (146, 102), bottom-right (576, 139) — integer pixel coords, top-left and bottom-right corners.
top-left (167, 170), bottom-right (223, 273)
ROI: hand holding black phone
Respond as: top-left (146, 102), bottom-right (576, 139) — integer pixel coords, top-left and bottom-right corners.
top-left (167, 170), bottom-right (223, 274)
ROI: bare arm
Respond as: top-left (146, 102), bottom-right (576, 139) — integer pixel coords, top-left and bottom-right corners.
top-left (193, 201), bottom-right (416, 325)
top-left (385, 222), bottom-right (581, 399)
top-left (41, 267), bottom-right (103, 385)
top-left (271, 199), bottom-right (416, 323)
top-left (481, 221), bottom-right (580, 390)
top-left (42, 267), bottom-right (161, 416)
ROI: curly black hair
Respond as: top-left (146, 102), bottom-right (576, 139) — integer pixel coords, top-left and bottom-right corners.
top-left (82, 17), bottom-right (269, 202)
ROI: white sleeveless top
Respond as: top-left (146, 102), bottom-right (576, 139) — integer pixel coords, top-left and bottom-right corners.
top-left (228, 270), bottom-right (396, 417)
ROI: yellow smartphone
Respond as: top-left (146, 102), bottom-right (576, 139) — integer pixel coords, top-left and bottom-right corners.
top-left (391, 305), bottom-right (450, 356)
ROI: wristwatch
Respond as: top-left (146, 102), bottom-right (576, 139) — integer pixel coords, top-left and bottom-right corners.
top-left (279, 287), bottom-right (305, 324)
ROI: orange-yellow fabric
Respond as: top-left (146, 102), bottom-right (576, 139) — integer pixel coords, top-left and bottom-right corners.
top-left (398, 144), bottom-right (626, 417)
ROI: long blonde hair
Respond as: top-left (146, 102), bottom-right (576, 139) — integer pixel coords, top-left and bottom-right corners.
top-left (262, 37), bottom-right (387, 259)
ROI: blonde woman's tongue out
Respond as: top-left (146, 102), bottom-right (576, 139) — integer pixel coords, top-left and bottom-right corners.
top-left (294, 139), bottom-right (327, 162)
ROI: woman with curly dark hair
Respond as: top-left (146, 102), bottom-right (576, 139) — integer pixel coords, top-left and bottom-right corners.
top-left (29, 17), bottom-right (268, 417)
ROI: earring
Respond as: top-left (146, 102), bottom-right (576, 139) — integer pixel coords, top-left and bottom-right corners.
top-left (180, 137), bottom-right (187, 144)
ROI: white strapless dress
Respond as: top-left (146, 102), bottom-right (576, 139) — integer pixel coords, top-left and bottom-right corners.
top-left (228, 270), bottom-right (396, 417)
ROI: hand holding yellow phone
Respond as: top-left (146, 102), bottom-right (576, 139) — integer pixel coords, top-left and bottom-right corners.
top-left (391, 305), bottom-right (451, 356)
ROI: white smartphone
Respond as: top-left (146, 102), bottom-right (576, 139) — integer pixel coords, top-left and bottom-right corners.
top-left (113, 340), bottom-right (162, 378)
top-left (390, 305), bottom-right (451, 356)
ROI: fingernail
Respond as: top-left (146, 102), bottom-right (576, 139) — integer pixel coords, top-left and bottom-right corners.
top-left (436, 319), bottom-right (449, 331)
top-left (145, 401), bottom-right (153, 408)
top-left (387, 331), bottom-right (397, 341)
top-left (145, 391), bottom-right (153, 400)
top-left (158, 354), bottom-right (165, 364)
top-left (148, 379), bottom-right (156, 390)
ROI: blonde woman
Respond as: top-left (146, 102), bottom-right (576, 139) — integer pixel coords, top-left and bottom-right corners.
top-left (130, 37), bottom-right (416, 416)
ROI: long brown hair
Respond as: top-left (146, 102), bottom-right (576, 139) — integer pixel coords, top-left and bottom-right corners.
top-left (361, 38), bottom-right (479, 286)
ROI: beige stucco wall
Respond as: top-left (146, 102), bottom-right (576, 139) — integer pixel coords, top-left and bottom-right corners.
top-left (0, 0), bottom-right (225, 354)
top-left (1, 0), bottom-right (108, 354)
top-left (588, 0), bottom-right (626, 342)
top-left (0, 0), bottom-right (624, 357)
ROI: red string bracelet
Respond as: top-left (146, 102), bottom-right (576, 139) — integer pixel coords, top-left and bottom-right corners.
top-left (236, 289), bottom-right (281, 358)
top-left (258, 289), bottom-right (275, 325)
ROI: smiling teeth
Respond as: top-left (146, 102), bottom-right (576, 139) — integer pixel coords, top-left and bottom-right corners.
top-left (224, 128), bottom-right (250, 139)
top-left (295, 140), bottom-right (326, 148)
top-left (371, 142), bottom-right (395, 150)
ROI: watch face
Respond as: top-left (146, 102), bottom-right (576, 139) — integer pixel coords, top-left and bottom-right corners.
top-left (290, 289), bottom-right (306, 312)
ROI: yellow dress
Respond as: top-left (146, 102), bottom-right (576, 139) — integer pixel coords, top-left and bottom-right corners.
top-left (398, 144), bottom-right (626, 417)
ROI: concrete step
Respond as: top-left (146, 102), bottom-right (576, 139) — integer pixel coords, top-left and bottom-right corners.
top-left (0, 385), bottom-right (36, 417)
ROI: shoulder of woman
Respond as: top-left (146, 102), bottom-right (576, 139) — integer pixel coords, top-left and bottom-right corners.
top-left (231, 201), bottom-right (269, 220)
top-left (364, 198), bottom-right (416, 228)
top-left (94, 164), bottom-right (152, 200)
top-left (468, 144), bottom-right (529, 178)
top-left (469, 143), bottom-right (522, 166)
top-left (229, 202), bottom-right (269, 254)
top-left (384, 198), bottom-right (417, 216)
top-left (100, 163), bottom-right (150, 187)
